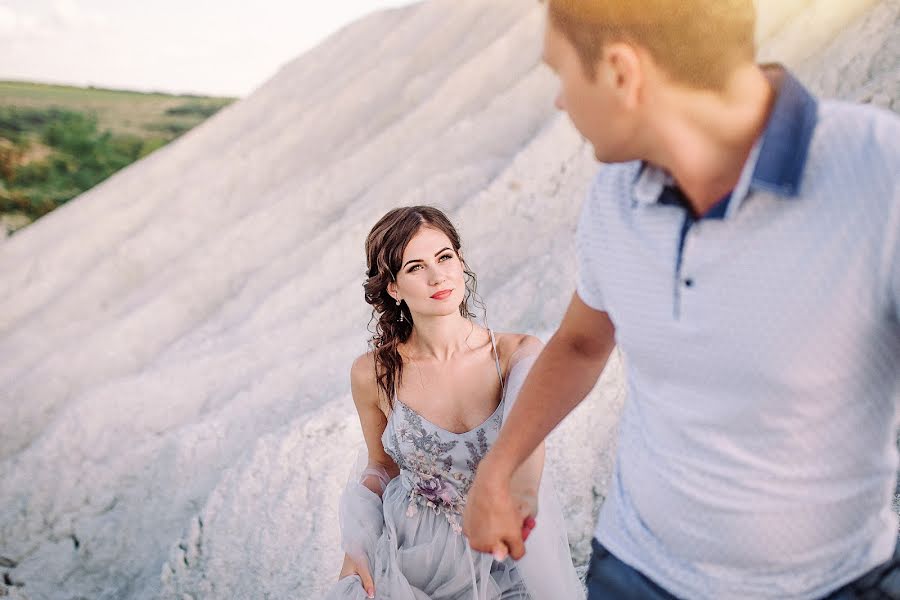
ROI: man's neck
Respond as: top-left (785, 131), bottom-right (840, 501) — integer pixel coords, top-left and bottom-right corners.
top-left (643, 64), bottom-right (776, 215)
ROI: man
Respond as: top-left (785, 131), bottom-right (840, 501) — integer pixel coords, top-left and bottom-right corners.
top-left (462, 1), bottom-right (900, 598)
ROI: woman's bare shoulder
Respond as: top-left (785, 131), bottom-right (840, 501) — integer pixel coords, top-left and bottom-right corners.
top-left (494, 331), bottom-right (543, 370)
top-left (350, 352), bottom-right (380, 402)
top-left (495, 331), bottom-right (543, 351)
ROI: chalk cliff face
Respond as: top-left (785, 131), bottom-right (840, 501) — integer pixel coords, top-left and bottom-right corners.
top-left (0, 1), bottom-right (896, 598)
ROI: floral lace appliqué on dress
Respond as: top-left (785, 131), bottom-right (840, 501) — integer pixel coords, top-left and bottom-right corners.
top-left (383, 397), bottom-right (503, 534)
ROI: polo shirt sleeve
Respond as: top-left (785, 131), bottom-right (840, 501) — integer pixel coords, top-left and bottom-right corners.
top-left (575, 172), bottom-right (608, 312)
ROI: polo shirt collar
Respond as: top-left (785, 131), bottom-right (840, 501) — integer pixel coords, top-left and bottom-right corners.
top-left (632, 65), bottom-right (819, 213)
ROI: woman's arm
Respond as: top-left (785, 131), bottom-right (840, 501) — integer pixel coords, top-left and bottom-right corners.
top-left (337, 353), bottom-right (400, 598)
top-left (349, 353), bottom-right (400, 495)
top-left (502, 336), bottom-right (546, 527)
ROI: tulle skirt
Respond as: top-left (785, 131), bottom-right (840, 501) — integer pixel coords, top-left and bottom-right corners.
top-left (325, 477), bottom-right (530, 600)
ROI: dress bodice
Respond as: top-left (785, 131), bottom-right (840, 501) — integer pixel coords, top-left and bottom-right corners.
top-left (380, 330), bottom-right (505, 533)
top-left (381, 395), bottom-right (503, 532)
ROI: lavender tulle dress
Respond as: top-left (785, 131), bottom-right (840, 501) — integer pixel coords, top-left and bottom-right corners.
top-left (326, 332), bottom-right (584, 600)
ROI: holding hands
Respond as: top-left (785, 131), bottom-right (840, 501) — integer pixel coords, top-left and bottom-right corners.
top-left (463, 453), bottom-right (539, 561)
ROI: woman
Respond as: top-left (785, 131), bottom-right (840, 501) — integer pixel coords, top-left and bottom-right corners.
top-left (327, 206), bottom-right (582, 599)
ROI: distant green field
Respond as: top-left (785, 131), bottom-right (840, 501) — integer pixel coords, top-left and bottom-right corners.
top-left (0, 81), bottom-right (236, 234)
top-left (0, 81), bottom-right (234, 139)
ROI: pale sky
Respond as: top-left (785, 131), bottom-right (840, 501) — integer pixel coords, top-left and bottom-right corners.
top-left (0, 0), bottom-right (419, 97)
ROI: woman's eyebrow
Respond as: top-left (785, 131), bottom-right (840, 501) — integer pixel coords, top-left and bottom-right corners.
top-left (401, 247), bottom-right (452, 269)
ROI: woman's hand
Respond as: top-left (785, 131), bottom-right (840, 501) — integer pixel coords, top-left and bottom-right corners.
top-left (338, 553), bottom-right (375, 598)
top-left (512, 486), bottom-right (538, 542)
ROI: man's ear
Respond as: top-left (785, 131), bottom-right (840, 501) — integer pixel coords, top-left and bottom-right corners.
top-left (603, 41), bottom-right (643, 109)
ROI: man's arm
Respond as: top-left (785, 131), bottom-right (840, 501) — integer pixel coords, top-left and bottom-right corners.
top-left (462, 293), bottom-right (616, 559)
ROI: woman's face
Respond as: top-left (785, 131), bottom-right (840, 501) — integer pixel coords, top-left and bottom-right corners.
top-left (390, 226), bottom-right (466, 320)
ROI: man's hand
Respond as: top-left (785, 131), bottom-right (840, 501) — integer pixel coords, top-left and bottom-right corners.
top-left (463, 455), bottom-right (528, 560)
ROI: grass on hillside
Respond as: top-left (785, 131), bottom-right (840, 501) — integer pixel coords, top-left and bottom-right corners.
top-left (0, 81), bottom-right (235, 234)
top-left (0, 81), bottom-right (232, 138)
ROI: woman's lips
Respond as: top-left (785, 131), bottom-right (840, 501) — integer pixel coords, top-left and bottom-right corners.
top-left (430, 289), bottom-right (453, 300)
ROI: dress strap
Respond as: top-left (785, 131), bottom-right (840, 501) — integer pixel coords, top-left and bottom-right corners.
top-left (488, 329), bottom-right (504, 394)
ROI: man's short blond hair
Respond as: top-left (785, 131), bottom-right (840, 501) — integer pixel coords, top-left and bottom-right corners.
top-left (547, 0), bottom-right (757, 90)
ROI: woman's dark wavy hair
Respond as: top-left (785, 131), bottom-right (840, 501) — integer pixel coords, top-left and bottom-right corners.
top-left (364, 206), bottom-right (484, 405)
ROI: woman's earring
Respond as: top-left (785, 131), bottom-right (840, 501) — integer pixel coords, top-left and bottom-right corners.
top-left (396, 298), bottom-right (404, 322)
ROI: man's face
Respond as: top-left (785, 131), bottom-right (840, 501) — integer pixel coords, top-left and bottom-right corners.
top-left (542, 19), bottom-right (641, 163)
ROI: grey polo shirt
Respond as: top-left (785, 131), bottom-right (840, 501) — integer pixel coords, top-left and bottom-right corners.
top-left (576, 67), bottom-right (900, 599)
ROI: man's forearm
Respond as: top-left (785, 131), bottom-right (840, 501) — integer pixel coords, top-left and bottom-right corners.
top-left (487, 329), bottom-right (615, 478)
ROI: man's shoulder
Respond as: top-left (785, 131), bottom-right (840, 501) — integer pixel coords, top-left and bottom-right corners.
top-left (819, 98), bottom-right (900, 125)
top-left (816, 100), bottom-right (900, 161)
top-left (808, 101), bottom-right (899, 209)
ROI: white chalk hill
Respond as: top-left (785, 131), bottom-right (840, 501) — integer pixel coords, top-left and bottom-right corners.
top-left (0, 0), bottom-right (896, 598)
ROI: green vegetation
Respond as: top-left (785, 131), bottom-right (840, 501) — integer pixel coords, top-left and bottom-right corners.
top-left (164, 102), bottom-right (224, 118)
top-left (0, 81), bottom-right (235, 233)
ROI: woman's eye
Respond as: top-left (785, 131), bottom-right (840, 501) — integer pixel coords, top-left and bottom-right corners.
top-left (406, 255), bottom-right (452, 273)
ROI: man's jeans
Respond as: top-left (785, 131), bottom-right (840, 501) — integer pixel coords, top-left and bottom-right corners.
top-left (585, 538), bottom-right (900, 600)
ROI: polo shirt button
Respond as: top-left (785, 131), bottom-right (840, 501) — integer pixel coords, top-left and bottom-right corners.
top-left (683, 278), bottom-right (694, 288)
